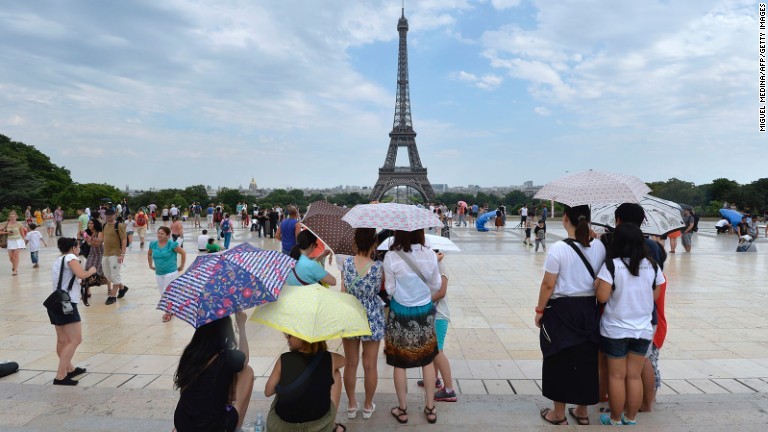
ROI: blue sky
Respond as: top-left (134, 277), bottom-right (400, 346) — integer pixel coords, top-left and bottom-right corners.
top-left (0, 0), bottom-right (759, 191)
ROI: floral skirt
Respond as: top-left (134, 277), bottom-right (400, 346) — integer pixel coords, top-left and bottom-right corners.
top-left (384, 299), bottom-right (438, 368)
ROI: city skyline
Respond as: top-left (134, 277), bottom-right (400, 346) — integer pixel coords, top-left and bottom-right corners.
top-left (0, 1), bottom-right (758, 190)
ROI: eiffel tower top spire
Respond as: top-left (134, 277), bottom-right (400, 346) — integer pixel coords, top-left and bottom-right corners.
top-left (393, 5), bottom-right (413, 133)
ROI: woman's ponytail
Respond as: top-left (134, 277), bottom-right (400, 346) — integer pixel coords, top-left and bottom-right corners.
top-left (564, 205), bottom-right (592, 247)
top-left (289, 245), bottom-right (302, 260)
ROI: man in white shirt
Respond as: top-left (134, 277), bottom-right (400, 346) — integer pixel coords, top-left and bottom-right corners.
top-left (197, 230), bottom-right (211, 252)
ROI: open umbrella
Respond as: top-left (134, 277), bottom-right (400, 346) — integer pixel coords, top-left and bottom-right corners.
top-left (157, 244), bottom-right (296, 328)
top-left (377, 233), bottom-right (461, 252)
top-left (342, 202), bottom-right (443, 231)
top-left (301, 201), bottom-right (356, 256)
top-left (534, 170), bottom-right (650, 207)
top-left (250, 284), bottom-right (371, 342)
top-left (719, 208), bottom-right (743, 226)
top-left (590, 195), bottom-right (685, 236)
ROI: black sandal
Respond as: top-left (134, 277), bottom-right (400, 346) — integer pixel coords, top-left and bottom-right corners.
top-left (390, 406), bottom-right (408, 424)
top-left (424, 405), bottom-right (437, 424)
top-left (540, 408), bottom-right (568, 425)
top-left (568, 407), bottom-right (589, 425)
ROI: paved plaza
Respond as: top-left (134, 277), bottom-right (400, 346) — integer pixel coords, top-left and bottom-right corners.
top-left (1, 219), bottom-right (767, 431)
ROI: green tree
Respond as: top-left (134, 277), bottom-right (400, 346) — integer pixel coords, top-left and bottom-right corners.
top-left (704, 178), bottom-right (740, 204)
top-left (183, 185), bottom-right (210, 205)
top-left (216, 188), bottom-right (246, 212)
top-left (0, 155), bottom-right (44, 210)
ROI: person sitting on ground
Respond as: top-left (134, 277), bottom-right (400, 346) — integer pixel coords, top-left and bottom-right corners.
top-left (285, 230), bottom-right (336, 287)
top-left (265, 334), bottom-right (346, 432)
top-left (206, 238), bottom-right (222, 253)
top-left (173, 313), bottom-right (253, 432)
top-left (715, 218), bottom-right (732, 234)
top-left (197, 230), bottom-right (211, 252)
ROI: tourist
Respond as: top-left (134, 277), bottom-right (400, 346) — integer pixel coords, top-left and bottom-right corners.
top-left (341, 228), bottom-right (384, 420)
top-left (196, 229), bottom-right (211, 252)
top-left (54, 206), bottom-right (64, 237)
top-left (81, 218), bottom-right (107, 307)
top-left (715, 217), bottom-right (731, 234)
top-left (206, 238), bottom-right (222, 253)
top-left (213, 207), bottom-right (224, 240)
top-left (24, 223), bottom-right (46, 269)
top-left (268, 207), bottom-right (279, 238)
top-left (76, 209), bottom-right (89, 239)
top-left (171, 217), bottom-right (185, 247)
top-left (418, 256), bottom-right (458, 403)
top-left (596, 223), bottom-right (664, 425)
top-left (220, 214), bottom-right (233, 250)
top-left (148, 202), bottom-right (157, 224)
top-left (681, 208), bottom-right (695, 252)
top-left (24, 206), bottom-right (33, 226)
top-left (383, 229), bottom-right (441, 424)
top-left (285, 230), bottom-right (336, 287)
top-left (43, 207), bottom-right (55, 238)
top-left (148, 226), bottom-right (186, 322)
top-left (275, 206), bottom-right (301, 255)
top-left (534, 220), bottom-right (546, 252)
top-left (124, 214), bottom-right (135, 250)
top-left (49, 237), bottom-right (96, 386)
top-left (135, 210), bottom-right (149, 250)
top-left (737, 216), bottom-right (752, 243)
top-left (192, 202), bottom-right (202, 228)
top-left (206, 203), bottom-right (215, 228)
top-left (535, 205), bottom-right (605, 426)
top-left (34, 208), bottom-right (43, 226)
top-left (173, 313), bottom-right (254, 432)
top-left (1, 211), bottom-right (26, 275)
top-left (170, 204), bottom-right (180, 222)
top-left (524, 218), bottom-right (532, 245)
top-left (102, 209), bottom-right (128, 305)
top-left (265, 335), bottom-right (346, 432)
top-left (519, 204), bottom-right (528, 227)
top-left (161, 205), bottom-right (170, 226)
top-left (495, 206), bottom-right (504, 232)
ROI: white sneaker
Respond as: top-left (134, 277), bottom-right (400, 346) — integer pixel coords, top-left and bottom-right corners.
top-left (362, 403), bottom-right (376, 419)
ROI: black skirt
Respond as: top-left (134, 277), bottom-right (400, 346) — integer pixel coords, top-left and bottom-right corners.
top-left (541, 341), bottom-right (599, 405)
top-left (48, 302), bottom-right (81, 326)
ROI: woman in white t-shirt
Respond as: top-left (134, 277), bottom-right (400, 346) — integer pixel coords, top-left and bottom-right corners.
top-left (596, 223), bottom-right (664, 426)
top-left (49, 237), bottom-right (96, 386)
top-left (535, 205), bottom-right (606, 425)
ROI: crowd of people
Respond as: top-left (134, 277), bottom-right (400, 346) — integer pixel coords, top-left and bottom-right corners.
top-left (9, 196), bottom-right (760, 429)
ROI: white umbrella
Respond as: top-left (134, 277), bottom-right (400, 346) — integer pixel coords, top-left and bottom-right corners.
top-left (590, 195), bottom-right (684, 236)
top-left (534, 170), bottom-right (651, 207)
top-left (342, 203), bottom-right (443, 231)
top-left (377, 233), bottom-right (461, 252)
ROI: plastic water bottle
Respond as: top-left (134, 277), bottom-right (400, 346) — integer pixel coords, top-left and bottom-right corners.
top-left (254, 413), bottom-right (265, 432)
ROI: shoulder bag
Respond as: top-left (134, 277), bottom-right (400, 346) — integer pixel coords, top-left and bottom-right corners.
top-left (43, 256), bottom-right (77, 315)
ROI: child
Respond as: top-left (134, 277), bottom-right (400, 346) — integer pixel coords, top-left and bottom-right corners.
top-left (534, 220), bottom-right (546, 252)
top-left (124, 214), bottom-right (135, 250)
top-left (524, 218), bottom-right (533, 246)
top-left (595, 223), bottom-right (664, 426)
top-left (25, 223), bottom-right (46, 268)
top-left (173, 313), bottom-right (253, 432)
top-left (206, 237), bottom-right (222, 253)
top-left (417, 255), bottom-right (458, 402)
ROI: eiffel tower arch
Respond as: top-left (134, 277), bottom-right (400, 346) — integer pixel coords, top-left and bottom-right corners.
top-left (370, 8), bottom-right (435, 203)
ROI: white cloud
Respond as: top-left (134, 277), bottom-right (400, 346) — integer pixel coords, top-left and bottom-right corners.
top-left (489, 0), bottom-right (522, 10)
top-left (453, 71), bottom-right (503, 90)
top-left (533, 107), bottom-right (550, 116)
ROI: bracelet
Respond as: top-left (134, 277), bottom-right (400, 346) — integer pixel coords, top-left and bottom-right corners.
top-left (535, 307), bottom-right (545, 314)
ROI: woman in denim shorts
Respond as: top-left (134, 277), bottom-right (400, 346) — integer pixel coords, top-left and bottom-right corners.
top-left (596, 223), bottom-right (665, 426)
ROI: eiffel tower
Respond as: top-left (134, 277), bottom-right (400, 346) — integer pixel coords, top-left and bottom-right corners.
top-left (370, 7), bottom-right (435, 203)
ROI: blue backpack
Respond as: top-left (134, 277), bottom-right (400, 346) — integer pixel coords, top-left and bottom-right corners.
top-left (221, 220), bottom-right (230, 233)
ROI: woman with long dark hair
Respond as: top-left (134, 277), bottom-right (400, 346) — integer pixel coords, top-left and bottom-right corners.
top-left (383, 229), bottom-right (442, 424)
top-left (285, 230), bottom-right (335, 287)
top-left (341, 228), bottom-right (384, 420)
top-left (596, 223), bottom-right (663, 426)
top-left (80, 218), bottom-right (106, 306)
top-left (173, 313), bottom-right (254, 432)
top-left (535, 205), bottom-right (606, 425)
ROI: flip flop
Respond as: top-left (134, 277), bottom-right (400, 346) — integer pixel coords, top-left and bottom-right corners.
top-left (568, 407), bottom-right (590, 425)
top-left (540, 408), bottom-right (568, 425)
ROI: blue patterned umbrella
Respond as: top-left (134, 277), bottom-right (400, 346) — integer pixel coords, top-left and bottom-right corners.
top-left (157, 244), bottom-right (296, 328)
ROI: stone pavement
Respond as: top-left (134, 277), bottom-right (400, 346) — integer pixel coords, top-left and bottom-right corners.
top-left (1, 219), bottom-right (767, 430)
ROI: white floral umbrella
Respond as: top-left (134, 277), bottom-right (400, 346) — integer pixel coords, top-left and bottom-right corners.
top-left (342, 202), bottom-right (443, 231)
top-left (377, 233), bottom-right (461, 252)
top-left (590, 195), bottom-right (685, 236)
top-left (534, 170), bottom-right (651, 207)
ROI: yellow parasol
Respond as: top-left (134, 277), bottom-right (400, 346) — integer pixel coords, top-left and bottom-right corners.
top-left (250, 284), bottom-right (372, 342)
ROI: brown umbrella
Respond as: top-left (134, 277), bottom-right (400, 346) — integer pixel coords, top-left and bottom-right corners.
top-left (301, 201), bottom-right (356, 256)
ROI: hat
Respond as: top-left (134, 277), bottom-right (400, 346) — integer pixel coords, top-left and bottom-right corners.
top-left (105, 209), bottom-right (116, 215)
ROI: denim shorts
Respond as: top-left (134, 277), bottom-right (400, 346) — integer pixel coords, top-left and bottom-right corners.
top-left (600, 336), bottom-right (651, 359)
